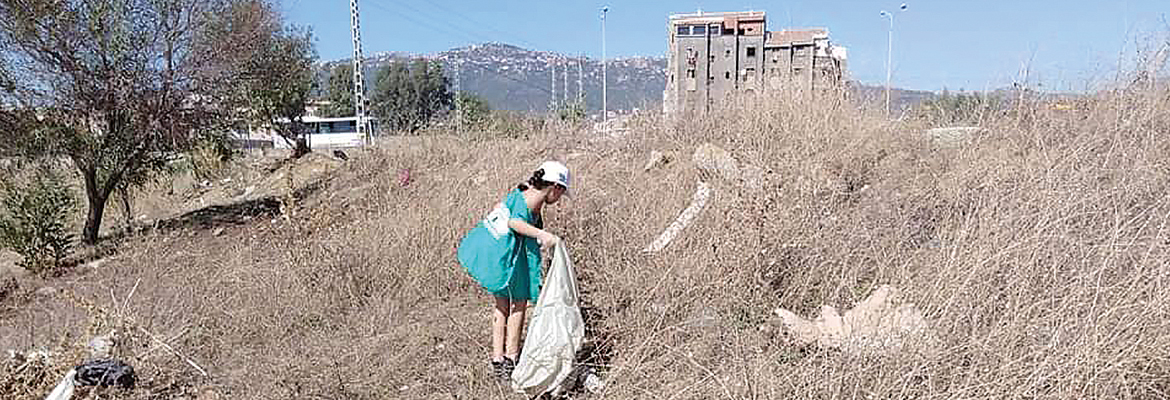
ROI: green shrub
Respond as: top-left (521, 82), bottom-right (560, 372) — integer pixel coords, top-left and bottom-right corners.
top-left (0, 167), bottom-right (75, 274)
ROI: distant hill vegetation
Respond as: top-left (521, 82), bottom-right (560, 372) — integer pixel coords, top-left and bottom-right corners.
top-left (317, 43), bottom-right (666, 113)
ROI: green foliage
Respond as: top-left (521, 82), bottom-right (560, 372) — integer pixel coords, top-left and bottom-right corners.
top-left (320, 64), bottom-right (356, 118)
top-left (241, 23), bottom-right (317, 155)
top-left (0, 167), bottom-right (75, 275)
top-left (555, 100), bottom-right (586, 123)
top-left (488, 110), bottom-right (544, 139)
top-left (0, 0), bottom-right (310, 244)
top-left (371, 59), bottom-right (453, 133)
top-left (454, 91), bottom-right (491, 129)
top-left (917, 91), bottom-right (1006, 126)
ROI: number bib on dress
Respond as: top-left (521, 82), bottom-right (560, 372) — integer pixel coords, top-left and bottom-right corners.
top-left (484, 202), bottom-right (511, 239)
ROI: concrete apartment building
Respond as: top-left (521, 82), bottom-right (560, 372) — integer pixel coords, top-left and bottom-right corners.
top-left (663, 11), bottom-right (848, 116)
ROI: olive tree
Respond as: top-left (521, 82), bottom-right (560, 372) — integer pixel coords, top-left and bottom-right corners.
top-left (0, 0), bottom-right (313, 244)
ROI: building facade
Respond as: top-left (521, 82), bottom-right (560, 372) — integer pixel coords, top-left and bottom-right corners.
top-left (663, 11), bottom-right (847, 116)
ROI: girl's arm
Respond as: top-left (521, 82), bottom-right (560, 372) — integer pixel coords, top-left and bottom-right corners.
top-left (509, 218), bottom-right (559, 248)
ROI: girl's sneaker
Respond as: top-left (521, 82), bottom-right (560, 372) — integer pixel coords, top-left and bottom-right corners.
top-left (492, 357), bottom-right (516, 381)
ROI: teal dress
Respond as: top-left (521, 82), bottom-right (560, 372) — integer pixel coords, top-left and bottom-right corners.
top-left (458, 189), bottom-right (543, 301)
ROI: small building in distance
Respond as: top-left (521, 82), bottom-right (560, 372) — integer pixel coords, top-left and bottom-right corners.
top-left (663, 11), bottom-right (847, 116)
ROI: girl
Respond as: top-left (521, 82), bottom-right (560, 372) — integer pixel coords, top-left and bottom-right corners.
top-left (457, 161), bottom-right (570, 379)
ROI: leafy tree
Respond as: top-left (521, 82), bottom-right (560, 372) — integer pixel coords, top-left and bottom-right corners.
top-left (454, 91), bottom-right (491, 129)
top-left (320, 63), bottom-right (356, 118)
top-left (371, 59), bottom-right (453, 133)
top-left (239, 12), bottom-right (316, 157)
top-left (0, 0), bottom-right (307, 244)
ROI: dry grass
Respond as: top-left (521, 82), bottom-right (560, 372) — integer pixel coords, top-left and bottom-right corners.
top-left (3, 74), bottom-right (1170, 399)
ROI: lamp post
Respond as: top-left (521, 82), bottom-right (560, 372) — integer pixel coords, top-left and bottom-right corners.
top-left (601, 6), bottom-right (609, 131)
top-left (879, 3), bottom-right (906, 116)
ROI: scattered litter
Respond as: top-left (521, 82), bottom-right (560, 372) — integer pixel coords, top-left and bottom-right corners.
top-left (87, 333), bottom-right (115, 359)
top-left (44, 369), bottom-right (76, 400)
top-left (773, 285), bottom-right (934, 353)
top-left (397, 169), bottom-right (412, 187)
top-left (212, 227), bottom-right (225, 237)
top-left (643, 150), bottom-right (669, 172)
top-left (74, 359), bottom-right (136, 388)
top-left (643, 181), bottom-right (711, 253)
top-left (583, 371), bottom-right (606, 393)
top-left (399, 385), bottom-right (409, 391)
top-left (332, 150), bottom-right (349, 161)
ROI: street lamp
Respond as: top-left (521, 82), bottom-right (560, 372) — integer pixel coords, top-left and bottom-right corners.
top-left (601, 6), bottom-right (609, 131)
top-left (879, 3), bottom-right (907, 116)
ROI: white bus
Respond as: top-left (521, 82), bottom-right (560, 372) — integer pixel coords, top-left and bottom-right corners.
top-left (272, 116), bottom-right (377, 149)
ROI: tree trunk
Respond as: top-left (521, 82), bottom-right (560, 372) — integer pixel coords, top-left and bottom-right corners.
top-left (293, 136), bottom-right (310, 158)
top-left (119, 185), bottom-right (132, 236)
top-left (81, 169), bottom-right (111, 245)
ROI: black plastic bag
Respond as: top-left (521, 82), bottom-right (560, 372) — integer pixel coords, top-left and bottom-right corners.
top-left (74, 359), bottom-right (136, 389)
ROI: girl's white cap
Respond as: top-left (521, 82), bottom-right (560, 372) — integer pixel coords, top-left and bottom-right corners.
top-left (538, 161), bottom-right (570, 189)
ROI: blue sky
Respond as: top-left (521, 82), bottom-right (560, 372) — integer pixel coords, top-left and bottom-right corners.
top-left (282, 0), bottom-right (1167, 92)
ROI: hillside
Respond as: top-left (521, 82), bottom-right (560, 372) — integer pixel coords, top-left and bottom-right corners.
top-left (318, 43), bottom-right (668, 113)
top-left (3, 83), bottom-right (1169, 398)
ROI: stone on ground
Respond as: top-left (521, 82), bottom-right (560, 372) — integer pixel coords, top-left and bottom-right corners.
top-left (774, 285), bottom-right (933, 353)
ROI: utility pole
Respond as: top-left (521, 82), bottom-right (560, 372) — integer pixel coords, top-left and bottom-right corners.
top-left (350, 0), bottom-right (368, 144)
top-left (550, 59), bottom-right (557, 111)
top-left (601, 6), bottom-right (609, 130)
top-left (879, 3), bottom-right (907, 117)
top-left (577, 54), bottom-right (584, 104)
top-left (563, 57), bottom-right (569, 105)
top-left (454, 57), bottom-right (461, 133)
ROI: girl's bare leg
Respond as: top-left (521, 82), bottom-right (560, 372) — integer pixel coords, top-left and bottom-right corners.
top-left (492, 296), bottom-right (509, 361)
top-left (504, 300), bottom-right (528, 360)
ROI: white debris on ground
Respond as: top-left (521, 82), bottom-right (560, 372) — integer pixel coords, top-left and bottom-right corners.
top-left (774, 285), bottom-right (934, 353)
top-left (642, 181), bottom-right (711, 254)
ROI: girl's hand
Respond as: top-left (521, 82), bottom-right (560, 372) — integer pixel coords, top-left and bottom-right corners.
top-left (537, 231), bottom-right (560, 250)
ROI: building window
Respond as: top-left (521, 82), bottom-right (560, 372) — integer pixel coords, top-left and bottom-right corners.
top-left (692, 25), bottom-right (706, 35)
top-left (710, 24), bottom-right (721, 36)
top-left (677, 26), bottom-right (689, 36)
top-left (687, 69), bottom-right (695, 78)
top-left (725, 49), bottom-right (732, 57)
top-left (725, 71), bottom-right (731, 79)
top-left (746, 47), bottom-right (757, 57)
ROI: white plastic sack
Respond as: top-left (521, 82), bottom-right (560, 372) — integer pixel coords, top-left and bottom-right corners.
top-left (44, 369), bottom-right (76, 400)
top-left (511, 242), bottom-right (585, 396)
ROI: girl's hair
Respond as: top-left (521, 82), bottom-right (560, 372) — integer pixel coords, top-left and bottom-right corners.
top-left (517, 168), bottom-right (554, 191)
